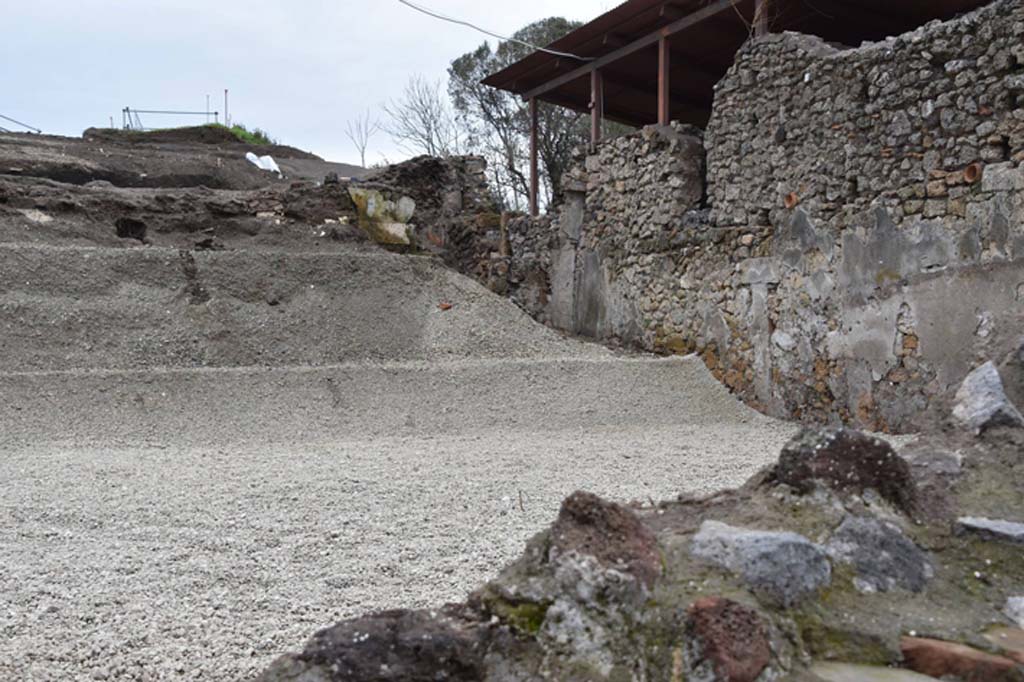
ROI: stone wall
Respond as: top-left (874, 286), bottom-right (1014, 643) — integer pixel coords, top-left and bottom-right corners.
top-left (356, 155), bottom-right (506, 271)
top-left (509, 124), bottom-right (712, 343)
top-left (504, 0), bottom-right (1024, 432)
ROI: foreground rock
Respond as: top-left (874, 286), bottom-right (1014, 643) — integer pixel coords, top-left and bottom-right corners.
top-left (258, 424), bottom-right (1024, 681)
top-left (774, 428), bottom-right (916, 512)
top-left (956, 517), bottom-right (1024, 545)
top-left (260, 607), bottom-right (488, 681)
top-left (686, 597), bottom-right (771, 682)
top-left (690, 521), bottom-right (831, 606)
top-left (901, 636), bottom-right (1024, 681)
top-left (952, 362), bottom-right (1024, 435)
top-left (1009, 598), bottom-right (1024, 628)
top-left (825, 515), bottom-right (932, 594)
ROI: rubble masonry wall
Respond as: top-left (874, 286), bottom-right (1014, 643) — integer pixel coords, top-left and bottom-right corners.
top-left (507, 0), bottom-right (1024, 431)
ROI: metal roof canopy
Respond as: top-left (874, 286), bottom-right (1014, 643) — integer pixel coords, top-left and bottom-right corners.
top-left (484, 0), bottom-right (991, 129)
top-left (484, 0), bottom-right (992, 215)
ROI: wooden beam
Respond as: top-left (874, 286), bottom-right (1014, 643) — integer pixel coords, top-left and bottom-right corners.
top-left (539, 89), bottom-right (708, 130)
top-left (811, 0), bottom-right (920, 25)
top-left (658, 37), bottom-right (671, 126)
top-left (754, 0), bottom-right (769, 36)
top-left (532, 65), bottom-right (712, 125)
top-left (494, 1), bottom-right (690, 89)
top-left (529, 98), bottom-right (539, 217)
top-left (521, 0), bottom-right (737, 102)
top-left (590, 70), bottom-right (604, 148)
top-left (610, 52), bottom-right (720, 92)
top-left (601, 72), bottom-right (709, 115)
top-left (584, 46), bottom-right (724, 93)
top-left (785, 0), bottom-right (916, 31)
top-left (660, 4), bottom-right (686, 21)
top-left (603, 32), bottom-right (629, 48)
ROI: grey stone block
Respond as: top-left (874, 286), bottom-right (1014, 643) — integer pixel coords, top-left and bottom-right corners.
top-left (739, 257), bottom-right (781, 285)
top-left (952, 361), bottom-right (1024, 434)
top-left (1006, 597), bottom-right (1024, 627)
top-left (826, 515), bottom-right (933, 593)
top-left (981, 162), bottom-right (1024, 192)
top-left (956, 517), bottom-right (1024, 544)
top-left (691, 520), bottom-right (831, 607)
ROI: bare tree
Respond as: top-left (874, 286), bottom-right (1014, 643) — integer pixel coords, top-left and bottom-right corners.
top-left (383, 75), bottom-right (462, 158)
top-left (345, 110), bottom-right (382, 167)
top-left (447, 18), bottom-right (621, 211)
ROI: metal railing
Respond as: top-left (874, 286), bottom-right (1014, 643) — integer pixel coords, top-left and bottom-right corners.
top-left (122, 107), bottom-right (219, 131)
top-left (0, 113), bottom-right (41, 134)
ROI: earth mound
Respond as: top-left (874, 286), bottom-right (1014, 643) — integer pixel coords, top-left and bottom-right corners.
top-left (82, 125), bottom-right (323, 161)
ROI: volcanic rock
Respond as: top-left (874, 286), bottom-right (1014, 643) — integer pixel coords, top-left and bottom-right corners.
top-left (257, 607), bottom-right (488, 682)
top-left (901, 636), bottom-right (1024, 682)
top-left (690, 520), bottom-right (831, 607)
top-left (826, 515), bottom-right (932, 593)
top-left (549, 490), bottom-right (662, 589)
top-left (686, 597), bottom-right (771, 682)
top-left (775, 428), bottom-right (916, 512)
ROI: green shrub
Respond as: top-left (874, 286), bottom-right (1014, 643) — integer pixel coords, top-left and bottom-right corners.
top-left (207, 123), bottom-right (276, 145)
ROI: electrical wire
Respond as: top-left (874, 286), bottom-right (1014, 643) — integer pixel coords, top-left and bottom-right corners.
top-left (396, 0), bottom-right (594, 61)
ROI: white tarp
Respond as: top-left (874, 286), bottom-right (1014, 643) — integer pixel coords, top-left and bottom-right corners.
top-left (245, 151), bottom-right (282, 177)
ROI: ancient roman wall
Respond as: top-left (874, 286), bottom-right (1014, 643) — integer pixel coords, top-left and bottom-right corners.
top-left (505, 0), bottom-right (1024, 432)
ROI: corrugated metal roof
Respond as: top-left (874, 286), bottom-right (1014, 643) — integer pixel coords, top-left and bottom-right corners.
top-left (483, 0), bottom-right (994, 127)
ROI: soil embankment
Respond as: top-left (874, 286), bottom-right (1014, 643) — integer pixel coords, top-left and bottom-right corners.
top-left (0, 127), bottom-right (366, 189)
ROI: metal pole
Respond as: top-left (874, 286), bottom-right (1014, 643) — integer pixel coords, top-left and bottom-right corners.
top-left (658, 37), bottom-right (671, 126)
top-left (754, 0), bottom-right (769, 36)
top-left (224, 89), bottom-right (229, 127)
top-left (590, 70), bottom-right (603, 149)
top-left (206, 94), bottom-right (210, 124)
top-left (529, 97), bottom-right (539, 217)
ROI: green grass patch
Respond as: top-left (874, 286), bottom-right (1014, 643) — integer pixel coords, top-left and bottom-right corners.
top-left (208, 123), bottom-right (276, 145)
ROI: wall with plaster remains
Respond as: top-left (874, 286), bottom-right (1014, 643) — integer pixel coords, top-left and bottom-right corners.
top-left (504, 0), bottom-right (1024, 432)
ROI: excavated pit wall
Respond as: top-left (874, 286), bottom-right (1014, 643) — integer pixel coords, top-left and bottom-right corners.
top-left (507, 0), bottom-right (1024, 432)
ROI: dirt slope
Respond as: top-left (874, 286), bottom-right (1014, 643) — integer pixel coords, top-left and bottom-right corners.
top-left (0, 243), bottom-right (597, 372)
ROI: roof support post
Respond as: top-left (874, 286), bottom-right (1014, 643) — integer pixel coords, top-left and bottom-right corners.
top-left (658, 37), bottom-right (671, 126)
top-left (590, 69), bottom-right (604, 149)
top-left (754, 0), bottom-right (769, 36)
top-left (529, 97), bottom-right (539, 217)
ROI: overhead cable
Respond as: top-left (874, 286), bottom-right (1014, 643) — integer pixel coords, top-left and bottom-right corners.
top-left (396, 0), bottom-right (594, 61)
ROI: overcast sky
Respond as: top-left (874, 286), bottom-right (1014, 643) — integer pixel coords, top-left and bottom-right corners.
top-left (2, 1), bottom-right (616, 165)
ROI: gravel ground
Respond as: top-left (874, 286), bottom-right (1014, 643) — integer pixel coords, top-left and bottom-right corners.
top-left (0, 420), bottom-right (795, 682)
top-left (0, 238), bottom-right (799, 681)
top-left (0, 354), bottom-right (797, 682)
